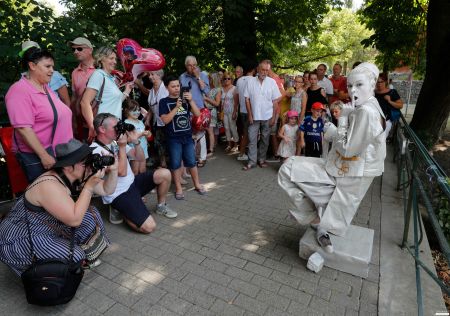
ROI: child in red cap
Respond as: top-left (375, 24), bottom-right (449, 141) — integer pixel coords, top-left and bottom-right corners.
top-left (277, 110), bottom-right (299, 162)
top-left (298, 102), bottom-right (325, 157)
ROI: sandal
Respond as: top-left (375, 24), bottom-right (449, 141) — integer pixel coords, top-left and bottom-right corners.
top-left (225, 146), bottom-right (232, 152)
top-left (197, 160), bottom-right (206, 168)
top-left (194, 187), bottom-right (207, 195)
top-left (175, 192), bottom-right (185, 200)
top-left (242, 164), bottom-right (255, 171)
top-left (258, 161), bottom-right (269, 168)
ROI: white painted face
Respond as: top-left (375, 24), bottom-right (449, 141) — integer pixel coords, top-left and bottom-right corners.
top-left (347, 73), bottom-right (373, 106)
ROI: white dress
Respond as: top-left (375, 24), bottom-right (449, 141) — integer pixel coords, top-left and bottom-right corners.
top-left (277, 124), bottom-right (298, 158)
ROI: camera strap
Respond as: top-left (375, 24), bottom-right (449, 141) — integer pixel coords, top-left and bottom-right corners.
top-left (93, 139), bottom-right (115, 155)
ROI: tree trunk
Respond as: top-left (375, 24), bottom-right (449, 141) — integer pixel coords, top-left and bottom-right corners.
top-left (410, 0), bottom-right (450, 148)
top-left (222, 0), bottom-right (257, 66)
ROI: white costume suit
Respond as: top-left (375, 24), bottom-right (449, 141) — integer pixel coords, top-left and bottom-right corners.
top-left (278, 96), bottom-right (386, 236)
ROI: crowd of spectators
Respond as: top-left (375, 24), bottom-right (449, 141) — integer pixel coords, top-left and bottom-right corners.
top-left (0, 37), bottom-right (403, 297)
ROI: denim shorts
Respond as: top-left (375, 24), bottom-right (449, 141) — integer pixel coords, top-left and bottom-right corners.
top-left (166, 135), bottom-right (196, 170)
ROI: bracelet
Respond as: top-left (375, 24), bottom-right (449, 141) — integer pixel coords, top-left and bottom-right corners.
top-left (133, 140), bottom-right (141, 146)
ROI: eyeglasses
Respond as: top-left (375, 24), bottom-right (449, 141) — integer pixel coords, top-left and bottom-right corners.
top-left (223, 78), bottom-right (232, 81)
top-left (72, 47), bottom-right (85, 52)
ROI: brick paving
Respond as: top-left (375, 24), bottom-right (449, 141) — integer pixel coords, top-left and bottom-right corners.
top-left (0, 147), bottom-right (382, 315)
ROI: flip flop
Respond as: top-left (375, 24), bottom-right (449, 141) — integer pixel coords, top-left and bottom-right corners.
top-left (197, 160), bottom-right (206, 168)
top-left (194, 187), bottom-right (207, 195)
top-left (175, 192), bottom-right (185, 200)
top-left (242, 164), bottom-right (255, 171)
top-left (258, 161), bottom-right (269, 168)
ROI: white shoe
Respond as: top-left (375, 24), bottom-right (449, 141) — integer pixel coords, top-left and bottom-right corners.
top-left (109, 207), bottom-right (123, 225)
top-left (316, 228), bottom-right (334, 254)
top-left (156, 204), bottom-right (178, 219)
top-left (237, 154), bottom-right (248, 161)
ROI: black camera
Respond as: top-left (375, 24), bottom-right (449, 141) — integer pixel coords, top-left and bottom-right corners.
top-left (180, 81), bottom-right (192, 99)
top-left (85, 153), bottom-right (115, 173)
top-left (115, 119), bottom-right (135, 135)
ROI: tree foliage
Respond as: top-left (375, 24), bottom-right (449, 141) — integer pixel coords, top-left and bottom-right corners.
top-left (359, 0), bottom-right (428, 75)
top-left (61, 0), bottom-right (343, 73)
top-left (0, 0), bottom-right (113, 94)
top-left (274, 8), bottom-right (377, 72)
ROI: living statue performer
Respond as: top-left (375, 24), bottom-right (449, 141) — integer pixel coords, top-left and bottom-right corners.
top-left (278, 62), bottom-right (386, 253)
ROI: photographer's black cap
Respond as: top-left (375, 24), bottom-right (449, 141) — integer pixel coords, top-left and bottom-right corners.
top-left (53, 139), bottom-right (93, 168)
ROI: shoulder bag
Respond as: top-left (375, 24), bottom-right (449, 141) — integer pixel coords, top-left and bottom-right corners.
top-left (21, 212), bottom-right (83, 306)
top-left (14, 87), bottom-right (58, 182)
top-left (80, 207), bottom-right (108, 263)
top-left (90, 76), bottom-right (106, 118)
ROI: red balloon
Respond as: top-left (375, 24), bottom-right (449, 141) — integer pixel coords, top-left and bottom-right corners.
top-left (115, 38), bottom-right (165, 86)
top-left (192, 108), bottom-right (211, 132)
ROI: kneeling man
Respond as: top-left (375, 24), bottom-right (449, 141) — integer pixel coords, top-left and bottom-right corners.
top-left (91, 113), bottom-right (177, 234)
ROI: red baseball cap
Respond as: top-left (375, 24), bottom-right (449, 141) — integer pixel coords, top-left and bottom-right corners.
top-left (312, 102), bottom-right (325, 111)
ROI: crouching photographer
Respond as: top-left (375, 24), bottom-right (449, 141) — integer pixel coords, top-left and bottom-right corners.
top-left (91, 113), bottom-right (177, 234)
top-left (0, 139), bottom-right (118, 305)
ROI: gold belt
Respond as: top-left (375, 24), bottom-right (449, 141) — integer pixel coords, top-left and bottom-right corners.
top-left (336, 151), bottom-right (358, 161)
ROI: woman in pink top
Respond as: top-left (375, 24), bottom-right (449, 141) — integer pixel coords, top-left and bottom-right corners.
top-left (5, 47), bottom-right (73, 182)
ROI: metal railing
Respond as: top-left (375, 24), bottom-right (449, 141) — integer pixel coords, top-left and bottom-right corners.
top-left (394, 114), bottom-right (450, 315)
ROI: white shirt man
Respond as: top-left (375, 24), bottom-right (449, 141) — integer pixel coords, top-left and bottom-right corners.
top-left (316, 64), bottom-right (334, 100)
top-left (243, 61), bottom-right (281, 169)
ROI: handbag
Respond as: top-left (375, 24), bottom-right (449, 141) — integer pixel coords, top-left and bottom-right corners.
top-left (21, 208), bottom-right (83, 306)
top-left (80, 207), bottom-right (108, 263)
top-left (14, 87), bottom-right (58, 182)
top-left (90, 76), bottom-right (106, 118)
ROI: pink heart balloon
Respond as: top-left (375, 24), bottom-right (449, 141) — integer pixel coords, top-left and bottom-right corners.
top-left (116, 38), bottom-right (165, 85)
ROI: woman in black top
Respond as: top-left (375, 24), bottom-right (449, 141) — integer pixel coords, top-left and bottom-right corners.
top-left (306, 72), bottom-right (328, 117)
top-left (374, 72), bottom-right (403, 139)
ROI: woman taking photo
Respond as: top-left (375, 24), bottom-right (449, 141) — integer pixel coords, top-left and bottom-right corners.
top-left (0, 139), bottom-right (118, 275)
top-left (81, 47), bottom-right (133, 142)
top-left (5, 47), bottom-right (73, 182)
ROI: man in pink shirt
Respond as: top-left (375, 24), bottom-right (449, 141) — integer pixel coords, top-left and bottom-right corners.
top-left (329, 63), bottom-right (349, 104)
top-left (69, 37), bottom-right (96, 140)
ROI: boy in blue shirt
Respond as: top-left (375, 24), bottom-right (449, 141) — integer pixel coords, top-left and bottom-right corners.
top-left (299, 102), bottom-right (325, 157)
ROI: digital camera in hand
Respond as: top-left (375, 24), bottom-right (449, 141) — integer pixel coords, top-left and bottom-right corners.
top-left (114, 120), bottom-right (135, 135)
top-left (85, 154), bottom-right (115, 172)
top-left (180, 82), bottom-right (192, 99)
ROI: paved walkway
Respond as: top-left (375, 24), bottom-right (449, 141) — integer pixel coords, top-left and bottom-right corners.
top-left (0, 145), bottom-right (445, 315)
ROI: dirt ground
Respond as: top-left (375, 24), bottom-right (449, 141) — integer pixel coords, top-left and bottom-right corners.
top-left (432, 131), bottom-right (450, 176)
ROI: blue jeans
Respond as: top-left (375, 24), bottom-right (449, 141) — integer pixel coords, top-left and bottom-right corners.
top-left (166, 135), bottom-right (196, 170)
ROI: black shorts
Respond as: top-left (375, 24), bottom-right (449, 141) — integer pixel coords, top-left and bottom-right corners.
top-left (304, 141), bottom-right (322, 158)
top-left (111, 171), bottom-right (156, 227)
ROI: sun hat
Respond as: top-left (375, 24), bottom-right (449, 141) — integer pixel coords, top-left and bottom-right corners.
top-left (18, 40), bottom-right (40, 58)
top-left (68, 37), bottom-right (93, 49)
top-left (312, 102), bottom-right (326, 111)
top-left (53, 139), bottom-right (93, 168)
top-left (287, 110), bottom-right (299, 118)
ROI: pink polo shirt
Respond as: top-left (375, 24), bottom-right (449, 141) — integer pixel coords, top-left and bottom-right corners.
top-left (71, 63), bottom-right (95, 115)
top-left (5, 77), bottom-right (73, 153)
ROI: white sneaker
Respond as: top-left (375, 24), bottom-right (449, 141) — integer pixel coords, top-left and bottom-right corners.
top-left (109, 207), bottom-right (123, 225)
top-left (237, 154), bottom-right (248, 161)
top-left (156, 204), bottom-right (178, 219)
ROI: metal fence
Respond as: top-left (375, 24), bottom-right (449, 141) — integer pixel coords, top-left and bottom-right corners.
top-left (394, 115), bottom-right (450, 315)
